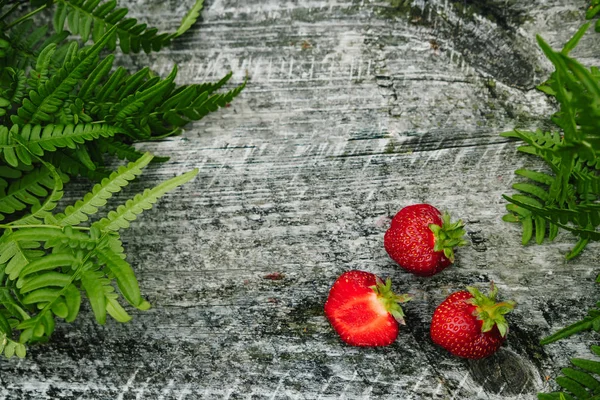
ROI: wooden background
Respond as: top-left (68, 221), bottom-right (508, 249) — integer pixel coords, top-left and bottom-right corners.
top-left (1, 0), bottom-right (600, 398)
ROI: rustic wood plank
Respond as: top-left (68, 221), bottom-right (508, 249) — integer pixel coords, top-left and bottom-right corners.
top-left (1, 0), bottom-right (599, 399)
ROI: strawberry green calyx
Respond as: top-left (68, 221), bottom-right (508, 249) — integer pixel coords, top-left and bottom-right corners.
top-left (466, 284), bottom-right (516, 338)
top-left (370, 278), bottom-right (412, 325)
top-left (429, 212), bottom-right (468, 263)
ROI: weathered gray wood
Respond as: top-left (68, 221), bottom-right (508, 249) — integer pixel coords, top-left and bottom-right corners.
top-left (1, 0), bottom-right (600, 398)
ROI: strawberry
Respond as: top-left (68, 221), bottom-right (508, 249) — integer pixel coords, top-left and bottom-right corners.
top-left (384, 204), bottom-right (467, 276)
top-left (324, 270), bottom-right (411, 347)
top-left (430, 284), bottom-right (516, 359)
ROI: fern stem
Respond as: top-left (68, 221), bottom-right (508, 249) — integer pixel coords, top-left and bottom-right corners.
top-left (5, 2), bottom-right (55, 30)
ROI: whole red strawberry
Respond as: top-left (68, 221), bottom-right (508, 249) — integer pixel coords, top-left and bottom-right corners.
top-left (430, 285), bottom-right (515, 359)
top-left (324, 270), bottom-right (411, 347)
top-left (384, 204), bottom-right (467, 276)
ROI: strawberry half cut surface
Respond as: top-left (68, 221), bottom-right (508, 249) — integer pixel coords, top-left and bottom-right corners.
top-left (324, 270), bottom-right (411, 347)
top-left (430, 284), bottom-right (516, 359)
top-left (384, 204), bottom-right (467, 277)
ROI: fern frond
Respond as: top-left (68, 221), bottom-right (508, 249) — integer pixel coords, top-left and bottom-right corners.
top-left (12, 26), bottom-right (117, 124)
top-left (105, 295), bottom-right (131, 322)
top-left (0, 67), bottom-right (26, 117)
top-left (539, 344), bottom-right (600, 399)
top-left (44, 149), bottom-right (111, 181)
top-left (541, 302), bottom-right (600, 345)
top-left (0, 332), bottom-right (26, 359)
top-left (105, 65), bottom-right (178, 138)
top-left (53, 0), bottom-right (204, 53)
top-left (3, 21), bottom-right (52, 68)
top-left (78, 54), bottom-right (115, 100)
top-left (96, 137), bottom-right (168, 163)
top-left (80, 268), bottom-right (108, 324)
top-left (9, 163), bottom-right (63, 226)
top-left (153, 79), bottom-right (246, 130)
top-left (94, 168), bottom-right (198, 232)
top-left (0, 123), bottom-right (122, 167)
top-left (501, 36), bottom-right (600, 257)
top-left (94, 65), bottom-right (128, 103)
top-left (16, 253), bottom-right (78, 287)
top-left (501, 129), bottom-right (562, 168)
top-left (94, 246), bottom-right (145, 309)
top-left (17, 306), bottom-right (56, 341)
top-left (56, 152), bottom-right (153, 226)
top-left (0, 165), bottom-right (59, 222)
top-left (0, 240), bottom-right (43, 280)
top-left (18, 271), bottom-right (72, 293)
top-left (0, 0), bottom-right (236, 358)
top-left (27, 43), bottom-right (56, 91)
top-left (174, 0), bottom-right (205, 37)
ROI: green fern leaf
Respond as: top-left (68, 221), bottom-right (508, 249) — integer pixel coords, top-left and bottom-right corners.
top-left (562, 23), bottom-right (591, 55)
top-left (540, 344), bottom-right (600, 399)
top-left (0, 313), bottom-right (11, 336)
top-left (10, 161), bottom-right (63, 225)
top-left (94, 168), bottom-right (198, 232)
top-left (94, 246), bottom-right (142, 308)
top-left (0, 165), bottom-right (56, 220)
top-left (63, 283), bottom-right (80, 322)
top-left (513, 182), bottom-right (550, 202)
top-left (0, 68), bottom-right (26, 112)
top-left (52, 0), bottom-right (202, 54)
top-left (80, 269), bottom-right (108, 324)
top-left (78, 54), bottom-right (115, 99)
top-left (16, 253), bottom-right (78, 287)
top-left (556, 377), bottom-right (590, 399)
top-left (96, 138), bottom-right (169, 163)
top-left (0, 242), bottom-right (44, 281)
top-left (94, 65), bottom-right (128, 102)
top-left (51, 298), bottom-right (69, 319)
top-left (44, 149), bottom-right (111, 180)
top-left (515, 169), bottom-right (555, 186)
top-left (0, 287), bottom-right (30, 320)
top-left (22, 288), bottom-right (65, 305)
top-left (56, 152), bottom-right (153, 226)
top-left (155, 80), bottom-right (246, 128)
top-left (0, 124), bottom-right (122, 166)
top-left (105, 296), bottom-right (131, 323)
top-left (563, 367), bottom-right (600, 392)
top-left (28, 43), bottom-right (56, 91)
top-left (12, 25), bottom-right (117, 124)
top-left (115, 67), bottom-right (150, 100)
top-left (109, 65), bottom-right (178, 127)
top-left (173, 0), bottom-right (204, 38)
top-left (18, 271), bottom-right (72, 293)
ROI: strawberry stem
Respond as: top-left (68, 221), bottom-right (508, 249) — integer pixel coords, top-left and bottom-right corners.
top-left (429, 212), bottom-right (468, 263)
top-left (466, 283), bottom-right (516, 337)
top-left (370, 278), bottom-right (411, 325)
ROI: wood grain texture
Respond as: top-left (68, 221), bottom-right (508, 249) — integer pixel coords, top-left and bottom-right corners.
top-left (1, 0), bottom-right (600, 399)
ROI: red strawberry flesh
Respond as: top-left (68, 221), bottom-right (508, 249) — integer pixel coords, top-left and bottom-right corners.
top-left (324, 270), bottom-right (410, 347)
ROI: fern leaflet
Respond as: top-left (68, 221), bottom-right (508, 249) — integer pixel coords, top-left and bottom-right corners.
top-left (56, 152), bottom-right (153, 226)
top-left (94, 168), bottom-right (198, 231)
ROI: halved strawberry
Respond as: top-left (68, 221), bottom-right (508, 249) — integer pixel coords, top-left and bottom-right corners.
top-left (324, 270), bottom-right (411, 347)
